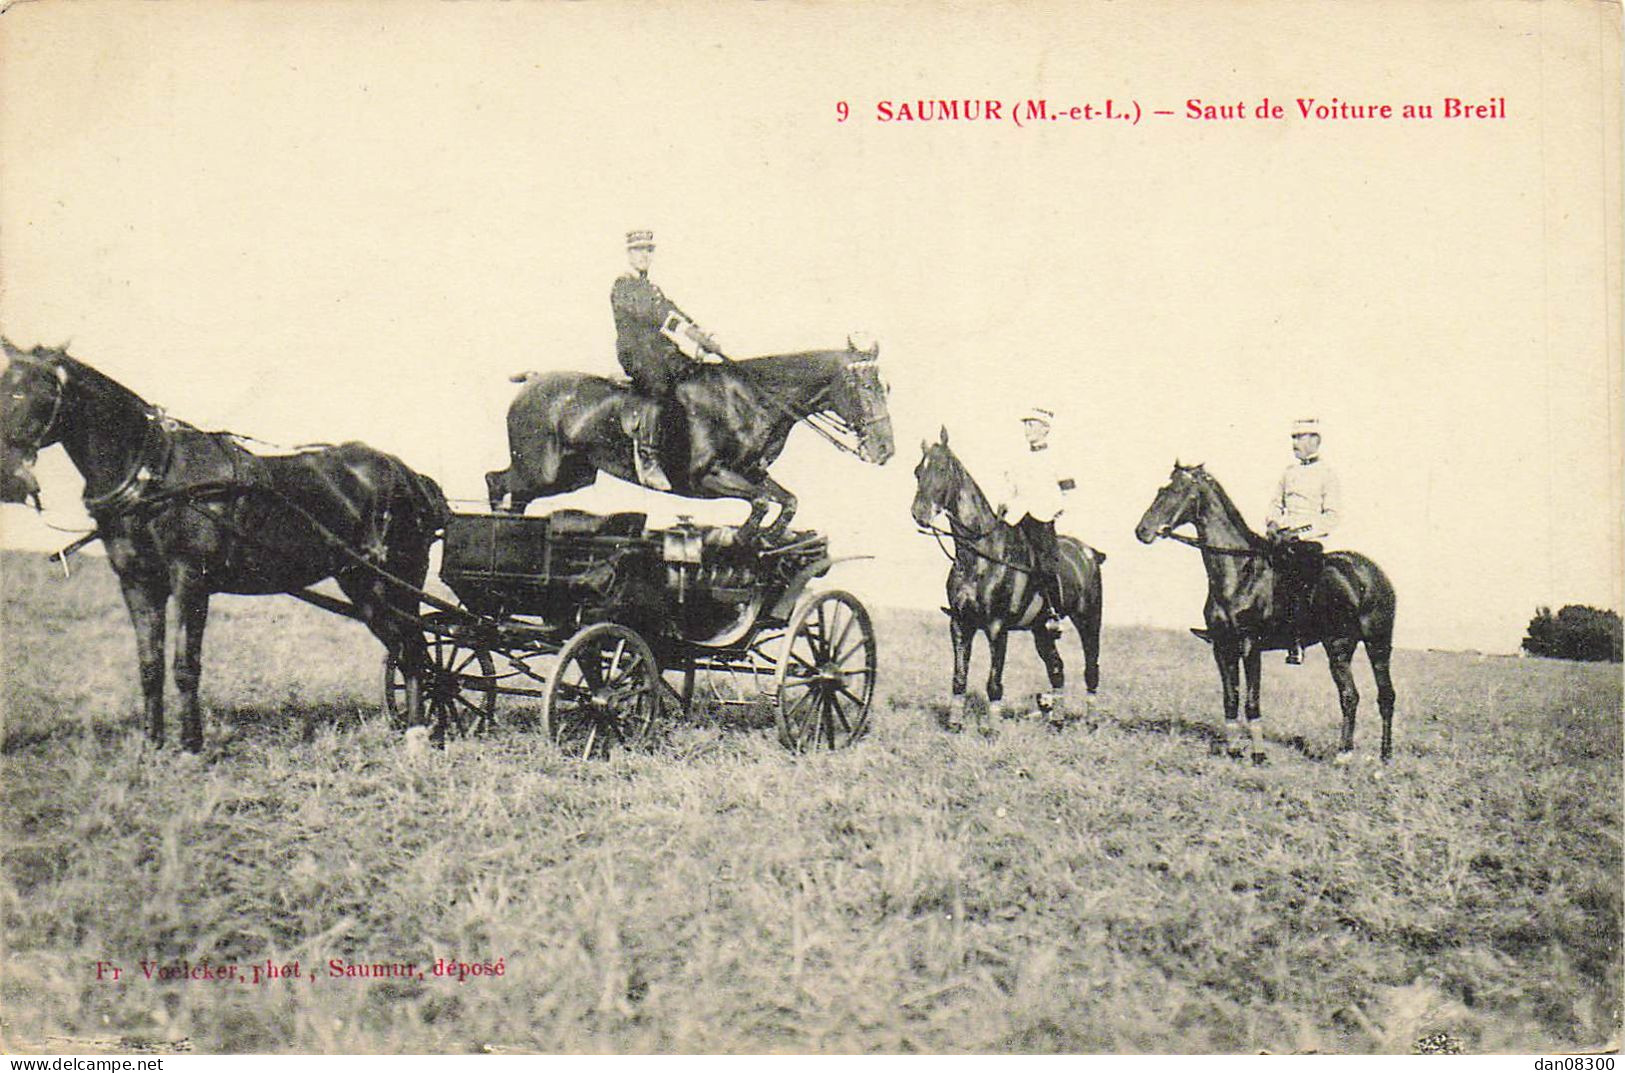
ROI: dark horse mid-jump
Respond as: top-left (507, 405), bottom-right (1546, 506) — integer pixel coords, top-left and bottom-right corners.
top-left (1134, 462), bottom-right (1396, 764)
top-left (910, 428), bottom-right (1105, 735)
top-left (0, 340), bottom-right (449, 753)
top-left (486, 338), bottom-right (894, 542)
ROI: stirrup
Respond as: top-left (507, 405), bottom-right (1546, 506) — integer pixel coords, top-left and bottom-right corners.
top-left (1284, 645), bottom-right (1303, 665)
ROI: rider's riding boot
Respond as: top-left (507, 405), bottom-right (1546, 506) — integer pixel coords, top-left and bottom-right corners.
top-left (628, 414), bottom-right (672, 491)
top-left (632, 440), bottom-right (672, 492)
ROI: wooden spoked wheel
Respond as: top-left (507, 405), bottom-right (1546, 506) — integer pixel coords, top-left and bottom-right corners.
top-left (542, 623), bottom-right (661, 760)
top-left (774, 590), bottom-right (876, 752)
top-left (382, 616), bottom-right (497, 735)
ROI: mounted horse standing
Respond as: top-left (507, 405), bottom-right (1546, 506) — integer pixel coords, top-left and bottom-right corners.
top-left (911, 425), bottom-right (1105, 734)
top-left (0, 340), bottom-right (449, 754)
top-left (1134, 460), bottom-right (1396, 764)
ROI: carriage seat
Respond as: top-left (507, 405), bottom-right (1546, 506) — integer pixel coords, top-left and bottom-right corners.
top-left (544, 509), bottom-right (648, 538)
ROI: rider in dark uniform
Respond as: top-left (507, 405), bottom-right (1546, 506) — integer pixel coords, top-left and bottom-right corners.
top-left (611, 230), bottom-right (720, 491)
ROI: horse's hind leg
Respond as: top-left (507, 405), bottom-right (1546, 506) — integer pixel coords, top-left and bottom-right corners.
top-left (484, 469), bottom-right (510, 512)
top-left (1325, 637), bottom-right (1361, 762)
top-left (1365, 638), bottom-right (1396, 763)
top-left (1072, 601), bottom-right (1101, 696)
top-left (117, 575), bottom-right (169, 748)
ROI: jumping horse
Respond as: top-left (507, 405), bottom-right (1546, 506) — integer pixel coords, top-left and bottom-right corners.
top-left (910, 427), bottom-right (1105, 734)
top-left (486, 338), bottom-right (895, 542)
top-left (0, 340), bottom-right (449, 753)
top-left (1134, 462), bottom-right (1396, 764)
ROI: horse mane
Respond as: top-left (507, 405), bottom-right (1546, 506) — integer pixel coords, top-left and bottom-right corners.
top-left (715, 351), bottom-right (845, 394)
top-left (1185, 465), bottom-right (1268, 548)
top-left (23, 346), bottom-right (154, 414)
top-left (934, 440), bottom-right (998, 522)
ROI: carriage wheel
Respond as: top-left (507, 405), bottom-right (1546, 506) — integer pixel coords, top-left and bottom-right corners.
top-left (382, 623), bottom-right (497, 735)
top-left (542, 623), bottom-right (661, 760)
top-left (774, 590), bottom-right (876, 752)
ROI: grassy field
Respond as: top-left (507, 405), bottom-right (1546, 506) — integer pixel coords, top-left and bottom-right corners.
top-left (1, 550), bottom-right (1619, 1054)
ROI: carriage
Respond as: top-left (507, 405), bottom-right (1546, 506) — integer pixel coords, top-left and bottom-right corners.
top-left (380, 510), bottom-right (878, 758)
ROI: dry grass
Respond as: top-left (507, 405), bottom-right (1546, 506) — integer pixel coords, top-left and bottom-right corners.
top-left (1, 551), bottom-right (1619, 1053)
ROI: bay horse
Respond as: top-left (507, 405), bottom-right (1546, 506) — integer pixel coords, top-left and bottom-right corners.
top-left (0, 340), bottom-right (449, 753)
top-left (485, 338), bottom-right (894, 542)
top-left (1134, 462), bottom-right (1396, 764)
top-left (909, 427), bottom-right (1105, 734)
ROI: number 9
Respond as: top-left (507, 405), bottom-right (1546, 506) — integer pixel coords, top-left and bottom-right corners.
top-left (836, 101), bottom-right (849, 123)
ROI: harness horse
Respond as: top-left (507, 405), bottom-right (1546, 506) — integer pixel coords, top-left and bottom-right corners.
top-left (0, 340), bottom-right (449, 753)
top-left (1134, 462), bottom-right (1396, 764)
top-left (486, 340), bottom-right (894, 543)
top-left (910, 428), bottom-right (1105, 735)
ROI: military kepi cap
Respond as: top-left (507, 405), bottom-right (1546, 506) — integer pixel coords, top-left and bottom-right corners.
top-left (1291, 418), bottom-right (1321, 437)
top-left (626, 230), bottom-right (656, 250)
top-left (1023, 405), bottom-right (1056, 425)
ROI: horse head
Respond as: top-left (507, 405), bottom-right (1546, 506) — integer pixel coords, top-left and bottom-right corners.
top-left (832, 334), bottom-right (895, 465)
top-left (910, 425), bottom-right (960, 529)
top-left (1134, 461), bottom-right (1207, 544)
top-left (0, 339), bottom-right (71, 509)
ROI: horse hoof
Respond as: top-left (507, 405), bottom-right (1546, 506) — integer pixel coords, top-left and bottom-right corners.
top-left (1332, 751), bottom-right (1353, 767)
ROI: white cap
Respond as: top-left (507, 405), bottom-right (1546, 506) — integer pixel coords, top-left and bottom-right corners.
top-left (1291, 418), bottom-right (1321, 437)
top-left (1023, 405), bottom-right (1055, 426)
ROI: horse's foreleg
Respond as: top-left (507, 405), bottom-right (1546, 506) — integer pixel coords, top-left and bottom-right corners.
top-left (1213, 639), bottom-right (1243, 758)
top-left (984, 627), bottom-right (1010, 732)
top-left (947, 614), bottom-right (973, 732)
top-left (172, 573), bottom-right (211, 754)
top-left (1366, 640), bottom-right (1396, 763)
top-left (1031, 626), bottom-right (1067, 728)
top-left (118, 577), bottom-right (169, 748)
top-left (1241, 639), bottom-right (1265, 765)
top-left (695, 468), bottom-right (773, 542)
top-left (1325, 637), bottom-right (1361, 761)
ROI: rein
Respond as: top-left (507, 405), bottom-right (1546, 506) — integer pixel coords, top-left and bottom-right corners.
top-left (1154, 527), bottom-right (1267, 558)
top-left (916, 518), bottom-right (1036, 575)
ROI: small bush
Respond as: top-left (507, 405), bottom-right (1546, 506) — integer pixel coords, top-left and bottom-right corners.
top-left (1521, 605), bottom-right (1624, 662)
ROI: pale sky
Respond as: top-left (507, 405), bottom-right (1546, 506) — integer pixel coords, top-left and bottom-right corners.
top-left (1, 1), bottom-right (1619, 653)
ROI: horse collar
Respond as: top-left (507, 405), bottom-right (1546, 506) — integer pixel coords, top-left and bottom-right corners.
top-left (82, 409), bottom-right (177, 520)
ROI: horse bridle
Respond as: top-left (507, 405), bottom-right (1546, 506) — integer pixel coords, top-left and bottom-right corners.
top-left (795, 355), bottom-right (889, 459)
top-left (3, 358), bottom-right (68, 456)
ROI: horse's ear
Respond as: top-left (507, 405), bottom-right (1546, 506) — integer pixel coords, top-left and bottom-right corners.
top-left (920, 437), bottom-right (930, 455)
top-left (939, 425), bottom-right (949, 446)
